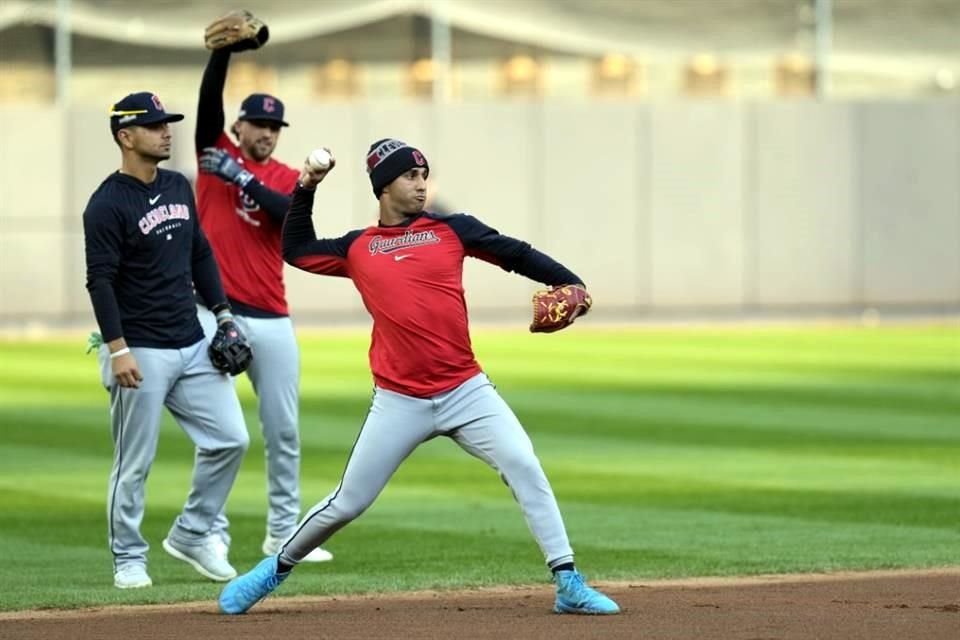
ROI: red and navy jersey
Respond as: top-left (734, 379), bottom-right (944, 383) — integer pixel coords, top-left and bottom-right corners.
top-left (195, 132), bottom-right (299, 315)
top-left (283, 186), bottom-right (583, 398)
top-left (83, 169), bottom-right (226, 348)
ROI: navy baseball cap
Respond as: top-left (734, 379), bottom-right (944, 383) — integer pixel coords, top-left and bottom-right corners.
top-left (109, 92), bottom-right (184, 135)
top-left (237, 93), bottom-right (289, 127)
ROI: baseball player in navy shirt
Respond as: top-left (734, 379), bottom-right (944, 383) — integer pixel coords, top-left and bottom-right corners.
top-left (218, 140), bottom-right (620, 615)
top-left (84, 92), bottom-right (250, 589)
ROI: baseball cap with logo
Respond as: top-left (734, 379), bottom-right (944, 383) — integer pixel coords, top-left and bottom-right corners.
top-left (109, 92), bottom-right (184, 136)
top-left (237, 93), bottom-right (289, 127)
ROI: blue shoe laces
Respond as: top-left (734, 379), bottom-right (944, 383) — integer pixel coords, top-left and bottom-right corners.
top-left (559, 570), bottom-right (586, 591)
top-left (232, 564), bottom-right (286, 606)
top-left (559, 571), bottom-right (602, 604)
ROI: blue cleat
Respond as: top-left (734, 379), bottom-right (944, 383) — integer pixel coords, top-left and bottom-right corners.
top-left (218, 555), bottom-right (290, 614)
top-left (553, 570), bottom-right (621, 615)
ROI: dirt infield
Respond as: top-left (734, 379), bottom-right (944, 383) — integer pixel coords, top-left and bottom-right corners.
top-left (1, 569), bottom-right (957, 640)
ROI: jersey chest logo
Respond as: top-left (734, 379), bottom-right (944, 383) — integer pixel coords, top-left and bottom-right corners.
top-left (139, 202), bottom-right (190, 235)
top-left (368, 229), bottom-right (440, 255)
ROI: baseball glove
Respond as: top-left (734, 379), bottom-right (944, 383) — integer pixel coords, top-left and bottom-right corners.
top-left (204, 10), bottom-right (269, 52)
top-left (208, 320), bottom-right (253, 375)
top-left (530, 284), bottom-right (593, 333)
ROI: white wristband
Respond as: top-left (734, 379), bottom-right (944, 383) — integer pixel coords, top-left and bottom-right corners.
top-left (215, 309), bottom-right (234, 323)
top-left (109, 347), bottom-right (130, 360)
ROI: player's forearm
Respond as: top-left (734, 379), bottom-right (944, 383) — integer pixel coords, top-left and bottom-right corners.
top-left (192, 252), bottom-right (229, 309)
top-left (241, 179), bottom-right (292, 223)
top-left (445, 214), bottom-right (582, 286)
top-left (196, 50), bottom-right (230, 150)
top-left (465, 223), bottom-right (582, 285)
top-left (191, 214), bottom-right (229, 304)
top-left (86, 279), bottom-right (125, 343)
top-left (282, 186), bottom-right (319, 260)
top-left (508, 247), bottom-right (584, 287)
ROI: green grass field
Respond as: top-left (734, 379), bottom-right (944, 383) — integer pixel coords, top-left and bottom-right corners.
top-left (0, 325), bottom-right (958, 611)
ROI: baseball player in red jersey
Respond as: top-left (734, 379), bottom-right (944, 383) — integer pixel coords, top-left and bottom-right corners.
top-left (194, 48), bottom-right (331, 563)
top-left (218, 140), bottom-right (620, 616)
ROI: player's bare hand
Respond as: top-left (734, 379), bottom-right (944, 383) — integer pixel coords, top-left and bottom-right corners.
top-left (112, 353), bottom-right (144, 389)
top-left (298, 148), bottom-right (336, 189)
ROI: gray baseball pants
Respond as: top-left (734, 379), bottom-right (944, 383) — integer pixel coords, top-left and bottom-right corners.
top-left (197, 307), bottom-right (302, 541)
top-left (278, 372), bottom-right (575, 569)
top-left (97, 340), bottom-right (249, 571)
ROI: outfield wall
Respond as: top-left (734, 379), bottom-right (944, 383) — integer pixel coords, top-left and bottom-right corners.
top-left (1, 101), bottom-right (958, 323)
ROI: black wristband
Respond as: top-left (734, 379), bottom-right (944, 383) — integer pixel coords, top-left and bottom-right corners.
top-left (210, 302), bottom-right (231, 315)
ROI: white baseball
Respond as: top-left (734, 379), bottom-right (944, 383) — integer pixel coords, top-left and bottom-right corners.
top-left (307, 148), bottom-right (331, 170)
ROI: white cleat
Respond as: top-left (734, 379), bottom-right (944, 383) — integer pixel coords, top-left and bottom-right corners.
top-left (163, 536), bottom-right (237, 581)
top-left (262, 534), bottom-right (333, 563)
top-left (114, 564), bottom-right (152, 589)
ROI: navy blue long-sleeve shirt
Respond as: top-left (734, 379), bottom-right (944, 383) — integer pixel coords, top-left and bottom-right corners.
top-left (83, 169), bottom-right (227, 348)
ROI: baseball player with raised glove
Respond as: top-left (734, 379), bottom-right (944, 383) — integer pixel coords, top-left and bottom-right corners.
top-left (194, 10), bottom-right (334, 564)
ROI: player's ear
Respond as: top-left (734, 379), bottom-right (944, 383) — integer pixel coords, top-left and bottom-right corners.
top-left (231, 121), bottom-right (241, 139)
top-left (116, 129), bottom-right (133, 150)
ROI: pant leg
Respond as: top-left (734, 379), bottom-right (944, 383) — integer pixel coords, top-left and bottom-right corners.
top-left (438, 373), bottom-right (575, 568)
top-left (196, 305), bottom-right (235, 544)
top-left (279, 387), bottom-right (431, 564)
top-left (240, 315), bottom-right (302, 538)
top-left (98, 346), bottom-right (179, 569)
top-left (164, 339), bottom-right (250, 546)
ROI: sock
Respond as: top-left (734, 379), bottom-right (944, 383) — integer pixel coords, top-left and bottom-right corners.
top-left (551, 562), bottom-right (575, 574)
top-left (277, 559), bottom-right (294, 574)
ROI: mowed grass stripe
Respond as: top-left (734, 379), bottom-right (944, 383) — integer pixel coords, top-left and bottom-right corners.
top-left (4, 400), bottom-right (954, 472)
top-left (508, 389), bottom-right (959, 440)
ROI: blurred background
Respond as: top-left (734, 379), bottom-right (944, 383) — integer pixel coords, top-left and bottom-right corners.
top-left (1, 0), bottom-right (958, 327)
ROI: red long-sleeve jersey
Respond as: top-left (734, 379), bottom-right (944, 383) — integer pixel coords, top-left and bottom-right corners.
top-left (283, 186), bottom-right (583, 398)
top-left (196, 132), bottom-right (299, 315)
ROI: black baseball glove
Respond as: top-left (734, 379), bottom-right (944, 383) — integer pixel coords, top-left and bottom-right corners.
top-left (208, 320), bottom-right (253, 375)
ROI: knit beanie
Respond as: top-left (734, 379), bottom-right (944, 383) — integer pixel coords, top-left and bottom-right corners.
top-left (366, 138), bottom-right (429, 198)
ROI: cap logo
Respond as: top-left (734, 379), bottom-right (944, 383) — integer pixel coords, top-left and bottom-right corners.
top-left (412, 150), bottom-right (426, 166)
top-left (151, 94), bottom-right (164, 111)
top-left (263, 97), bottom-right (275, 113)
top-left (366, 139), bottom-right (407, 172)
